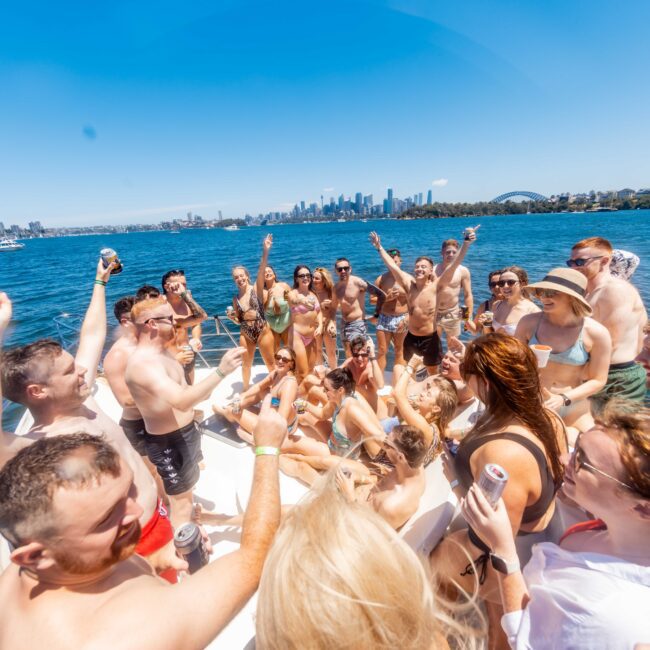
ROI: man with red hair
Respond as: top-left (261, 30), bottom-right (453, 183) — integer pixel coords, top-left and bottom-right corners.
top-left (569, 237), bottom-right (647, 404)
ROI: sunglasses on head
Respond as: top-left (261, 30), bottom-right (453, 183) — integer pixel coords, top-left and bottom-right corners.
top-left (496, 279), bottom-right (519, 288)
top-left (336, 265), bottom-right (351, 272)
top-left (573, 433), bottom-right (634, 491)
top-left (166, 269), bottom-right (184, 277)
top-left (535, 288), bottom-right (559, 299)
top-left (566, 256), bottom-right (603, 268)
top-left (296, 272), bottom-right (311, 279)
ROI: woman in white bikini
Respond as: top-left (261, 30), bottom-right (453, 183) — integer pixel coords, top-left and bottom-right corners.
top-left (312, 267), bottom-right (338, 368)
top-left (483, 266), bottom-right (538, 335)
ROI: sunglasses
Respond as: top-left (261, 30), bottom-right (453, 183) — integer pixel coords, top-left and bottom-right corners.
top-left (489, 282), bottom-right (500, 289)
top-left (573, 433), bottom-right (634, 491)
top-left (534, 288), bottom-right (560, 299)
top-left (566, 256), bottom-right (603, 268)
top-left (352, 352), bottom-right (369, 358)
top-left (496, 279), bottom-right (519, 288)
top-left (148, 315), bottom-right (174, 324)
top-left (275, 354), bottom-right (292, 363)
top-left (336, 266), bottom-right (351, 272)
top-left (296, 273), bottom-right (312, 279)
top-left (166, 269), bottom-right (184, 277)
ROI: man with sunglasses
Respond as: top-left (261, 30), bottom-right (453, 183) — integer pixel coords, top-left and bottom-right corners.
top-left (126, 297), bottom-right (245, 528)
top-left (332, 257), bottom-right (370, 355)
top-left (569, 237), bottom-right (647, 405)
top-left (369, 227), bottom-right (478, 374)
top-left (162, 269), bottom-right (208, 385)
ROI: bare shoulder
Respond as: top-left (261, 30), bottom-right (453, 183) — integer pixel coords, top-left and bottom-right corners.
top-left (602, 277), bottom-right (641, 302)
top-left (522, 299), bottom-right (540, 314)
top-left (517, 311), bottom-right (540, 333)
top-left (583, 317), bottom-right (610, 340)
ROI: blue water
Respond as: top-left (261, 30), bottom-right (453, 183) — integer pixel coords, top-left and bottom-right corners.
top-left (2, 210), bottom-right (649, 428)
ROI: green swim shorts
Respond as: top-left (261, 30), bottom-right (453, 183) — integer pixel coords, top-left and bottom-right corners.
top-left (591, 361), bottom-right (647, 408)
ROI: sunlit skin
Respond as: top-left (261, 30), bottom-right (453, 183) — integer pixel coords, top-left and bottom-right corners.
top-left (311, 270), bottom-right (337, 368)
top-left (490, 271), bottom-right (539, 333)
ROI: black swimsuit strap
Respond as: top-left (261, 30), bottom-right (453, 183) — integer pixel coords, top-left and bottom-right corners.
top-left (456, 431), bottom-right (556, 524)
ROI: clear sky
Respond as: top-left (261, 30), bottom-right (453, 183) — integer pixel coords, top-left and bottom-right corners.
top-left (1, 0), bottom-right (649, 226)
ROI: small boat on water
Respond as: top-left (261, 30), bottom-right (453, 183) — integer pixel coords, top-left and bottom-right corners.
top-left (0, 237), bottom-right (25, 251)
top-left (224, 225), bottom-right (239, 231)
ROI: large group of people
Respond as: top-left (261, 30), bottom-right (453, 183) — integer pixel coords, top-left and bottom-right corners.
top-left (0, 229), bottom-right (648, 649)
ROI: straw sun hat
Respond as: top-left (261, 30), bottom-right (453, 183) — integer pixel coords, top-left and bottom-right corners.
top-left (525, 268), bottom-right (592, 314)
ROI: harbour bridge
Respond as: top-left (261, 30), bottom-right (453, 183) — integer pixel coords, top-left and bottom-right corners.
top-left (491, 191), bottom-right (548, 203)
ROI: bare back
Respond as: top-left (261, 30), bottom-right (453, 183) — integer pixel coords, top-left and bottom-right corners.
top-left (104, 337), bottom-right (141, 421)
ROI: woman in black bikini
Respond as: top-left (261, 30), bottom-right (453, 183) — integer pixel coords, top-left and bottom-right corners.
top-left (431, 334), bottom-right (567, 612)
top-left (228, 265), bottom-right (275, 390)
top-left (467, 269), bottom-right (502, 334)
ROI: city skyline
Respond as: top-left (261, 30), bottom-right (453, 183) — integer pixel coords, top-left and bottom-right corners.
top-left (1, 0), bottom-right (649, 227)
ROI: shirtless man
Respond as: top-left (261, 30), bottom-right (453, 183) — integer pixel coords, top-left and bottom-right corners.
top-left (125, 296), bottom-right (244, 527)
top-left (0, 401), bottom-right (287, 650)
top-left (336, 424), bottom-right (427, 530)
top-left (332, 257), bottom-right (369, 356)
top-left (434, 238), bottom-right (473, 343)
top-left (369, 228), bottom-right (478, 374)
top-left (162, 270), bottom-right (208, 384)
top-left (371, 247), bottom-right (409, 372)
top-left (0, 263), bottom-right (180, 578)
top-left (569, 237), bottom-right (647, 404)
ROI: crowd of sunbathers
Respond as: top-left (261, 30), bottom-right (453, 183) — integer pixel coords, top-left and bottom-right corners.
top-left (0, 229), bottom-right (648, 649)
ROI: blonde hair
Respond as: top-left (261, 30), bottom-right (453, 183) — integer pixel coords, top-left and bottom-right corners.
top-left (314, 266), bottom-right (334, 297)
top-left (256, 472), bottom-right (484, 649)
top-left (567, 294), bottom-right (592, 318)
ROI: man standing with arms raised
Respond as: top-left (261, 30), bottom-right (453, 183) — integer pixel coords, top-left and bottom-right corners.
top-left (332, 257), bottom-right (369, 356)
top-left (0, 398), bottom-right (287, 649)
top-left (435, 238), bottom-right (473, 345)
top-left (0, 262), bottom-right (181, 577)
top-left (162, 269), bottom-right (208, 384)
top-left (125, 296), bottom-right (244, 528)
top-left (369, 227), bottom-right (478, 374)
top-left (569, 236), bottom-right (647, 404)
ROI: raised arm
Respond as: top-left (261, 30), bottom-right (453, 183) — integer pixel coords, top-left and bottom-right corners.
top-left (75, 258), bottom-right (115, 386)
top-left (255, 234), bottom-right (273, 303)
top-left (104, 396), bottom-right (286, 650)
top-left (168, 283), bottom-right (208, 329)
top-left (129, 347), bottom-right (244, 412)
top-left (437, 226), bottom-right (478, 286)
top-left (348, 400), bottom-right (385, 458)
top-left (393, 355), bottom-right (436, 447)
top-left (365, 338), bottom-right (384, 390)
top-left (369, 232), bottom-right (413, 291)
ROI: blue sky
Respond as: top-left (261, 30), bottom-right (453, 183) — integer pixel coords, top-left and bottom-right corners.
top-left (1, 0), bottom-right (649, 226)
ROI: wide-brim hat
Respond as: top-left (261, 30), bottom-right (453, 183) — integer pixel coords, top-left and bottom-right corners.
top-left (525, 268), bottom-right (592, 314)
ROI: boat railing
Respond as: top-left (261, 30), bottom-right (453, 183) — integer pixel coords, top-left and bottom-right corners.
top-left (54, 313), bottom-right (84, 354)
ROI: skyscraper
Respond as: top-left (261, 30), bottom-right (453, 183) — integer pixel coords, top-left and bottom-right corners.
top-left (338, 194), bottom-right (345, 211)
top-left (418, 193), bottom-right (423, 206)
top-left (387, 188), bottom-right (393, 203)
top-left (300, 201), bottom-right (306, 213)
top-left (355, 192), bottom-right (363, 214)
top-left (427, 189), bottom-right (432, 204)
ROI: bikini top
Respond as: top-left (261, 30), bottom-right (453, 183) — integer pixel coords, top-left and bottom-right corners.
top-left (455, 431), bottom-right (557, 524)
top-left (492, 319), bottom-right (517, 336)
top-left (529, 316), bottom-right (589, 366)
top-left (330, 395), bottom-right (359, 459)
top-left (235, 290), bottom-right (264, 322)
top-left (290, 295), bottom-right (320, 315)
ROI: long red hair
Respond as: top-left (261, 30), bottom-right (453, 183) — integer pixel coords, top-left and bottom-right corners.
top-left (460, 333), bottom-right (565, 486)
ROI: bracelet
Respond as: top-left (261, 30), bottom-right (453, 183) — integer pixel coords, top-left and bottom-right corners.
top-left (94, 279), bottom-right (107, 287)
top-left (369, 356), bottom-right (377, 361)
top-left (406, 366), bottom-right (415, 375)
top-left (450, 479), bottom-right (459, 489)
top-left (215, 367), bottom-right (226, 379)
top-left (255, 446), bottom-right (280, 456)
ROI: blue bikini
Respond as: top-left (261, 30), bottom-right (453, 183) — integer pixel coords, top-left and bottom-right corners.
top-left (530, 316), bottom-right (589, 366)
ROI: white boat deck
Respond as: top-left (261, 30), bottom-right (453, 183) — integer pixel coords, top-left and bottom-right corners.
top-left (7, 365), bottom-right (475, 649)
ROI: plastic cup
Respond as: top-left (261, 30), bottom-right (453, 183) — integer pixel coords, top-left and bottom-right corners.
top-left (531, 344), bottom-right (552, 368)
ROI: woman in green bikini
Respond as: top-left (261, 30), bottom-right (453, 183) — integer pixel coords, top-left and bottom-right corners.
top-left (256, 234), bottom-right (292, 351)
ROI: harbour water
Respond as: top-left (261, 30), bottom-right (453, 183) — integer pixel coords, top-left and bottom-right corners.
top-left (2, 210), bottom-right (649, 428)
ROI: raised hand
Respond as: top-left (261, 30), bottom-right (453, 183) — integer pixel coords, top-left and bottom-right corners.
top-left (263, 234), bottom-right (273, 251)
top-left (95, 257), bottom-right (116, 283)
top-left (218, 346), bottom-right (246, 376)
top-left (463, 225), bottom-right (480, 243)
top-left (447, 336), bottom-right (466, 359)
top-left (407, 353), bottom-right (424, 371)
top-left (253, 394), bottom-right (288, 449)
top-left (369, 231), bottom-right (382, 250)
